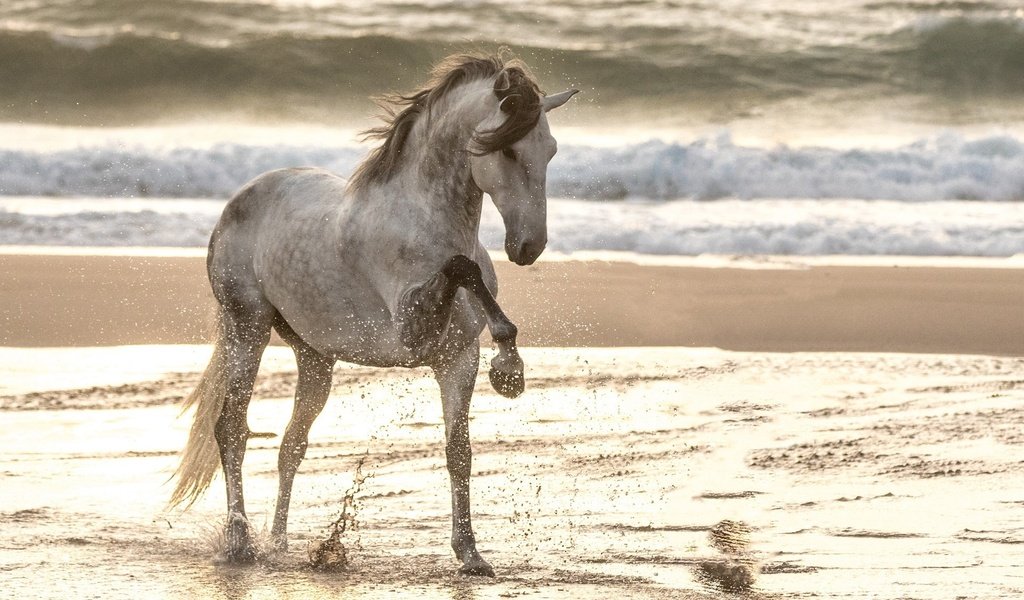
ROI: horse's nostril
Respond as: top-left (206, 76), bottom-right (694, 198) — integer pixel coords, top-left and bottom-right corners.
top-left (518, 240), bottom-right (545, 264)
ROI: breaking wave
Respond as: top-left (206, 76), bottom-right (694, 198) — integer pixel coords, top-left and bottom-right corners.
top-left (3, 133), bottom-right (1024, 202)
top-left (1, 7), bottom-right (1023, 123)
top-left (4, 197), bottom-right (1024, 257)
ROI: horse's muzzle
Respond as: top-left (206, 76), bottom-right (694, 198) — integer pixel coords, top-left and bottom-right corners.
top-left (507, 238), bottom-right (545, 266)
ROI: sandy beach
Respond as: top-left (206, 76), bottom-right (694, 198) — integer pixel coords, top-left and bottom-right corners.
top-left (6, 0), bottom-right (1024, 597)
top-left (1, 251), bottom-right (1022, 354)
top-left (1, 250), bottom-right (1023, 598)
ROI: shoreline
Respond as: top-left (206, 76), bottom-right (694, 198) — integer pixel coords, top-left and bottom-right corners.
top-left (4, 245), bottom-right (1024, 269)
top-left (2, 249), bottom-right (1021, 354)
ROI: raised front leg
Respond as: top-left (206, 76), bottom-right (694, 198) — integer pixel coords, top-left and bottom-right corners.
top-left (399, 255), bottom-right (524, 398)
top-left (433, 341), bottom-right (494, 576)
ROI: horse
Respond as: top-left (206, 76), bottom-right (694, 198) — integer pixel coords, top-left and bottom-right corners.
top-left (168, 54), bottom-right (577, 577)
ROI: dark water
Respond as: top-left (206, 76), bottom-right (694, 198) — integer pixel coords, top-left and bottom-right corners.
top-left (3, 0), bottom-right (1024, 125)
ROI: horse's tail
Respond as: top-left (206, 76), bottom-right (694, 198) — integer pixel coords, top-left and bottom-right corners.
top-left (168, 312), bottom-right (229, 509)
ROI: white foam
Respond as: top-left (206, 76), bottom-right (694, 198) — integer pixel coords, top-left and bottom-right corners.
top-left (2, 132), bottom-right (1024, 201)
top-left (3, 196), bottom-right (1024, 258)
top-left (548, 132), bottom-right (1024, 201)
top-left (480, 198), bottom-right (1024, 257)
top-left (3, 131), bottom-right (1024, 256)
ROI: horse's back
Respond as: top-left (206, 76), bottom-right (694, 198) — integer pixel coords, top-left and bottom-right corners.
top-left (207, 167), bottom-right (346, 309)
top-left (215, 167), bottom-right (344, 232)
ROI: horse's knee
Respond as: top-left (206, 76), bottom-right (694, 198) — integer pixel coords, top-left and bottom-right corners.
top-left (442, 254), bottom-right (481, 284)
top-left (214, 421), bottom-right (240, 450)
top-left (278, 425), bottom-right (311, 468)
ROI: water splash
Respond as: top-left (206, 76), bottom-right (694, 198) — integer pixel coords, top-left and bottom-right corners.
top-left (307, 456), bottom-right (371, 571)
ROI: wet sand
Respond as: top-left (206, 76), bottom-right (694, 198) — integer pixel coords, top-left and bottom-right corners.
top-left (1, 251), bottom-right (1023, 354)
top-left (2, 346), bottom-right (1023, 598)
top-left (1, 251), bottom-right (1023, 598)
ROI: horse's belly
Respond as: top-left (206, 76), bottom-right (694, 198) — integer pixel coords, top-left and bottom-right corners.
top-left (275, 291), bottom-right (482, 368)
top-left (256, 255), bottom-right (409, 366)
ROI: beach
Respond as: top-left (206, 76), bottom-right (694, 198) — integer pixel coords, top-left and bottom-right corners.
top-left (4, 1), bottom-right (1024, 597)
top-left (2, 251), bottom-right (1023, 598)
top-left (1, 250), bottom-right (1022, 354)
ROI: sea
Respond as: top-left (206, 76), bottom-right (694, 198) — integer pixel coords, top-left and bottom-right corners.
top-left (2, 0), bottom-right (1024, 257)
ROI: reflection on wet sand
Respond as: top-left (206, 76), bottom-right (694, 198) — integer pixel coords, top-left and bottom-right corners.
top-left (2, 346), bottom-right (1023, 598)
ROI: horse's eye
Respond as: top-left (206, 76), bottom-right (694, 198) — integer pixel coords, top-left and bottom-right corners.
top-left (501, 148), bottom-right (516, 161)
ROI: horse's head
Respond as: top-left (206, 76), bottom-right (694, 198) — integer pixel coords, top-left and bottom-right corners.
top-left (469, 71), bottom-right (578, 266)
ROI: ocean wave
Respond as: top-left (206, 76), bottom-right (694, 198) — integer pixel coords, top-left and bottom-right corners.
top-left (2, 6), bottom-right (1024, 124)
top-left (0, 209), bottom-right (215, 247)
top-left (0, 27), bottom-right (779, 124)
top-left (3, 133), bottom-right (1023, 201)
top-left (524, 199), bottom-right (1024, 257)
top-left (4, 198), bottom-right (1023, 257)
top-left (0, 144), bottom-right (363, 198)
top-left (891, 14), bottom-right (1024, 93)
top-left (550, 133), bottom-right (1024, 201)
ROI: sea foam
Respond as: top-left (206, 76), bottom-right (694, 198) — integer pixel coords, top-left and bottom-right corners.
top-left (2, 133), bottom-right (1024, 202)
top-left (3, 132), bottom-right (1024, 256)
top-left (3, 197), bottom-right (1024, 257)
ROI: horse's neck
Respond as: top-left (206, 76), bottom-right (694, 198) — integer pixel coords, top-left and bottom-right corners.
top-left (383, 102), bottom-right (485, 251)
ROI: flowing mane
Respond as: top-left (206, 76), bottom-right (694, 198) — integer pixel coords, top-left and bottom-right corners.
top-left (348, 54), bottom-right (543, 192)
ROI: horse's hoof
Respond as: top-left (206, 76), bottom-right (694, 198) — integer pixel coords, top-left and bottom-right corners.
top-left (489, 366), bottom-right (524, 398)
top-left (224, 512), bottom-right (259, 563)
top-left (458, 558), bottom-right (496, 577)
top-left (225, 543), bottom-right (259, 563)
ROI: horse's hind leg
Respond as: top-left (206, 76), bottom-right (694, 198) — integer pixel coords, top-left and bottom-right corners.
top-left (433, 340), bottom-right (494, 577)
top-left (271, 315), bottom-right (334, 550)
top-left (215, 300), bottom-right (273, 562)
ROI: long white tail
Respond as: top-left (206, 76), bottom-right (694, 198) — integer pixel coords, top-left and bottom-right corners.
top-left (169, 316), bottom-right (228, 509)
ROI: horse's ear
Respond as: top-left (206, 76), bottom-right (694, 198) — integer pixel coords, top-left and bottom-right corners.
top-left (542, 89), bottom-right (579, 112)
top-left (493, 69), bottom-right (511, 93)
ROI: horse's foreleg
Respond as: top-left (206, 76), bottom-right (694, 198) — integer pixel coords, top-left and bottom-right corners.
top-left (433, 341), bottom-right (494, 577)
top-left (271, 338), bottom-right (333, 551)
top-left (399, 255), bottom-right (523, 397)
top-left (215, 309), bottom-right (272, 562)
top-left (441, 256), bottom-right (524, 398)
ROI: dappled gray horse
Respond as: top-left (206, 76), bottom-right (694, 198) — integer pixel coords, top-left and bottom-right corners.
top-left (169, 54), bottom-right (577, 576)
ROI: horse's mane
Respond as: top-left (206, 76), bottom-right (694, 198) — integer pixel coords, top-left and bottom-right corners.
top-left (348, 53), bottom-right (542, 192)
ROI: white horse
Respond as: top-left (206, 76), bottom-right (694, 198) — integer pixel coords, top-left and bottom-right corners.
top-left (169, 54), bottom-right (577, 576)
